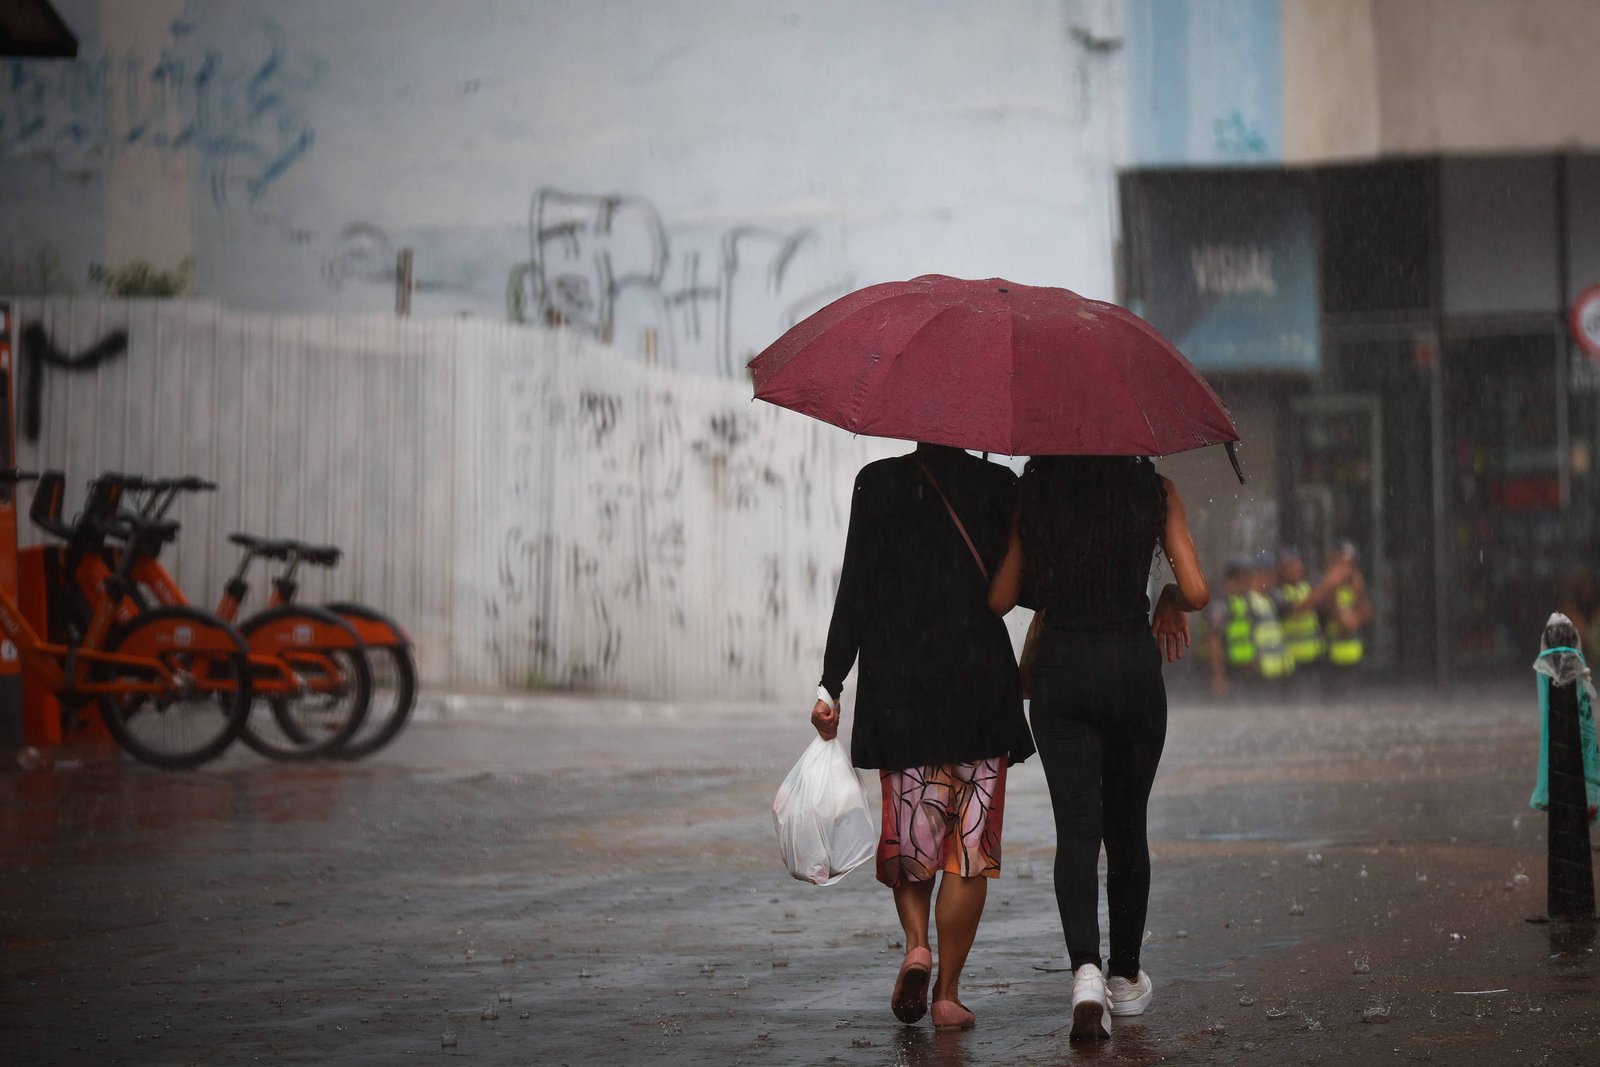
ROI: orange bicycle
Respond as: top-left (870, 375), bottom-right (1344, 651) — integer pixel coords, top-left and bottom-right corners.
top-left (57, 472), bottom-right (374, 761)
top-left (214, 532), bottom-right (416, 759)
top-left (4, 468), bottom-right (252, 768)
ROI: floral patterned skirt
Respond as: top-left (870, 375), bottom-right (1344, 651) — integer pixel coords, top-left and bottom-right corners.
top-left (876, 757), bottom-right (1007, 887)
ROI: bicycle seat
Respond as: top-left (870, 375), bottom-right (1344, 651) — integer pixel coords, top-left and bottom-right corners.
top-left (228, 533), bottom-right (295, 561)
top-left (29, 471), bottom-right (73, 540)
top-left (287, 540), bottom-right (342, 567)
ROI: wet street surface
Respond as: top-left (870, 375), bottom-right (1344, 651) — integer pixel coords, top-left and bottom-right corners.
top-left (4, 681), bottom-right (1600, 1065)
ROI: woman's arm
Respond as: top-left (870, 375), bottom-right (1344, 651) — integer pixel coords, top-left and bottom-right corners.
top-left (1150, 477), bottom-right (1209, 663)
top-left (988, 522), bottom-right (1023, 615)
top-left (1160, 477), bottom-right (1209, 612)
top-left (818, 472), bottom-right (875, 718)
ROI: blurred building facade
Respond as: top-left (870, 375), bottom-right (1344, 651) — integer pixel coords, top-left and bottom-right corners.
top-left (1121, 0), bottom-right (1600, 679)
top-left (12, 0), bottom-right (1600, 692)
top-left (0, 1), bottom-right (1129, 700)
top-left (1, 0), bottom-right (1126, 378)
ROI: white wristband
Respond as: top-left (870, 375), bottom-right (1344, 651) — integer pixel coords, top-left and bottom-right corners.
top-left (817, 685), bottom-right (837, 707)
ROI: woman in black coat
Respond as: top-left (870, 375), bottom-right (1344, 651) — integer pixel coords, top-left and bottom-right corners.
top-left (811, 443), bottom-right (1035, 1032)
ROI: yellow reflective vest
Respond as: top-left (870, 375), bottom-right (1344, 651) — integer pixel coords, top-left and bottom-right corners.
top-left (1325, 584), bottom-right (1365, 667)
top-left (1276, 580), bottom-right (1325, 667)
top-left (1225, 591), bottom-right (1294, 679)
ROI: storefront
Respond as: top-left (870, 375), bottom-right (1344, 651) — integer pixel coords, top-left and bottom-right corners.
top-left (1122, 155), bottom-right (1600, 679)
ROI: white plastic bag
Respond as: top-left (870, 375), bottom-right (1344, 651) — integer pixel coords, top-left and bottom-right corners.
top-left (772, 736), bottom-right (877, 885)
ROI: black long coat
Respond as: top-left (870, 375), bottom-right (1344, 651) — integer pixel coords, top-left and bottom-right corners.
top-left (820, 447), bottom-right (1035, 771)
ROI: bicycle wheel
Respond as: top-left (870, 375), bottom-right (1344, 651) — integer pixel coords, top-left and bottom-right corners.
top-left (335, 641), bottom-right (417, 760)
top-left (97, 606), bottom-right (252, 769)
top-left (237, 607), bottom-right (372, 760)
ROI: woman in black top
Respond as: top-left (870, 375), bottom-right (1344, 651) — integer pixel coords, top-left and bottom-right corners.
top-left (988, 456), bottom-right (1208, 1040)
top-left (811, 443), bottom-right (1035, 1032)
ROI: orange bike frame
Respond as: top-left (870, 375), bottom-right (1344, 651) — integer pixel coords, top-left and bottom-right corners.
top-left (0, 583), bottom-right (184, 698)
top-left (134, 554), bottom-right (353, 696)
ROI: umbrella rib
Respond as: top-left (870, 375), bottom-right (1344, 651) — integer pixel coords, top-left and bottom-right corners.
top-left (850, 303), bottom-right (977, 444)
top-left (754, 290), bottom-right (944, 435)
top-left (1005, 311), bottom-right (1020, 457)
top-left (1102, 351), bottom-right (1160, 455)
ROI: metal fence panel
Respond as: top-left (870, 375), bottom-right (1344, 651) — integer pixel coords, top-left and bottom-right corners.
top-left (3, 298), bottom-right (894, 700)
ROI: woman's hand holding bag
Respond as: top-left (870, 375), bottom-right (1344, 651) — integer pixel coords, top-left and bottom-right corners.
top-left (810, 697), bottom-right (839, 740)
top-left (772, 703), bottom-right (877, 885)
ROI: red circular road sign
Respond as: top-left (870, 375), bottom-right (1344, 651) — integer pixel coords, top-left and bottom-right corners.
top-left (1572, 284), bottom-right (1600, 358)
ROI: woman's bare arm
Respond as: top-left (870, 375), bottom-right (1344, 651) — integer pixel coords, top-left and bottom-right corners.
top-left (1161, 477), bottom-right (1209, 611)
top-left (988, 523), bottom-right (1023, 615)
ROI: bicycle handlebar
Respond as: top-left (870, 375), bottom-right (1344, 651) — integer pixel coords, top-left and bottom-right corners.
top-left (137, 475), bottom-right (217, 493)
top-left (91, 473), bottom-right (218, 521)
top-left (0, 468), bottom-right (39, 484)
top-left (113, 475), bottom-right (217, 493)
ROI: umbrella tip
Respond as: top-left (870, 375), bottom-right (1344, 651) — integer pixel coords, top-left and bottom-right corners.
top-left (1225, 441), bottom-right (1246, 485)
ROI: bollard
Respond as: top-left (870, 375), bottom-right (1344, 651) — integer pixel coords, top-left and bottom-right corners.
top-left (1538, 614), bottom-right (1596, 922)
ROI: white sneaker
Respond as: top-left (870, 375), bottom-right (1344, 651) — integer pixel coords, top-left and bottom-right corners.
top-left (1070, 963), bottom-right (1112, 1039)
top-left (1107, 970), bottom-right (1153, 1016)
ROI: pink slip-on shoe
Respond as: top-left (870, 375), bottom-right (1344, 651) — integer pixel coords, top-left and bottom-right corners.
top-left (891, 947), bottom-right (933, 1023)
top-left (931, 999), bottom-right (976, 1031)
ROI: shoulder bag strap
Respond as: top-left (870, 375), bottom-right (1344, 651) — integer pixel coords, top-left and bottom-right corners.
top-left (912, 456), bottom-right (989, 583)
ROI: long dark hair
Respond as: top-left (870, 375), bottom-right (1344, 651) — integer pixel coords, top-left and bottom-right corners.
top-left (1018, 455), bottom-right (1167, 604)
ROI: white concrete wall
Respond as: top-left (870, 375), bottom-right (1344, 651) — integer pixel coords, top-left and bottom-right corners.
top-left (6, 297), bottom-right (913, 700)
top-left (2, 0), bottom-right (1125, 379)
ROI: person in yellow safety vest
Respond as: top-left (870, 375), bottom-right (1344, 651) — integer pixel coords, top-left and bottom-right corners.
top-left (1248, 551), bottom-right (1294, 681)
top-left (1205, 557), bottom-right (1292, 697)
top-left (1205, 559), bottom-right (1249, 696)
top-left (1272, 546), bottom-right (1326, 670)
top-left (1320, 541), bottom-right (1372, 670)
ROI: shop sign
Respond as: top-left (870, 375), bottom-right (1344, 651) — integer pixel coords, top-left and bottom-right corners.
top-left (1140, 176), bottom-right (1317, 373)
top-left (1571, 284), bottom-right (1600, 359)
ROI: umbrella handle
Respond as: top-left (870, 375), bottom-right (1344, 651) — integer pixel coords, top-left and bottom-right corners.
top-left (1225, 441), bottom-right (1247, 485)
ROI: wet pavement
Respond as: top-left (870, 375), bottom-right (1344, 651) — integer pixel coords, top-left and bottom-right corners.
top-left (4, 681), bottom-right (1600, 1065)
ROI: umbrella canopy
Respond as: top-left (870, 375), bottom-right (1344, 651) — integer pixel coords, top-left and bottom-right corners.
top-left (749, 274), bottom-right (1239, 460)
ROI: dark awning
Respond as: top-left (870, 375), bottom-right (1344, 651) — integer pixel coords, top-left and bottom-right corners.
top-left (0, 0), bottom-right (78, 59)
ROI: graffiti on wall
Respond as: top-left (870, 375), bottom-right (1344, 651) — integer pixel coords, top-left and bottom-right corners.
top-left (473, 345), bottom-right (865, 697)
top-left (18, 321), bottom-right (130, 442)
top-left (1212, 110), bottom-right (1269, 158)
top-left (10, 295), bottom-right (879, 698)
top-left (319, 221), bottom-right (517, 317)
top-left (0, 16), bottom-right (322, 204)
top-left (509, 189), bottom-right (852, 378)
top-left (323, 189), bottom-right (853, 378)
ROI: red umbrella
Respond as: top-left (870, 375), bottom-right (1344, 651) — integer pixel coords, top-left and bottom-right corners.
top-left (749, 274), bottom-right (1242, 474)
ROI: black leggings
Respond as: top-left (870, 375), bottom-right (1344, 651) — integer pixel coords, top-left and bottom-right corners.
top-left (1028, 628), bottom-right (1167, 979)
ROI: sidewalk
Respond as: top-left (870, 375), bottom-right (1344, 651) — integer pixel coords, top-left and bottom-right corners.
top-left (4, 681), bottom-right (1599, 1064)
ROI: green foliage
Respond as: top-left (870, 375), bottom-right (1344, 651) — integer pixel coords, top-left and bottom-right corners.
top-left (0, 243), bottom-right (73, 294)
top-left (87, 257), bottom-right (194, 297)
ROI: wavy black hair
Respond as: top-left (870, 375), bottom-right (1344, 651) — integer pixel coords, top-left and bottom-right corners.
top-left (1017, 455), bottom-right (1167, 606)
